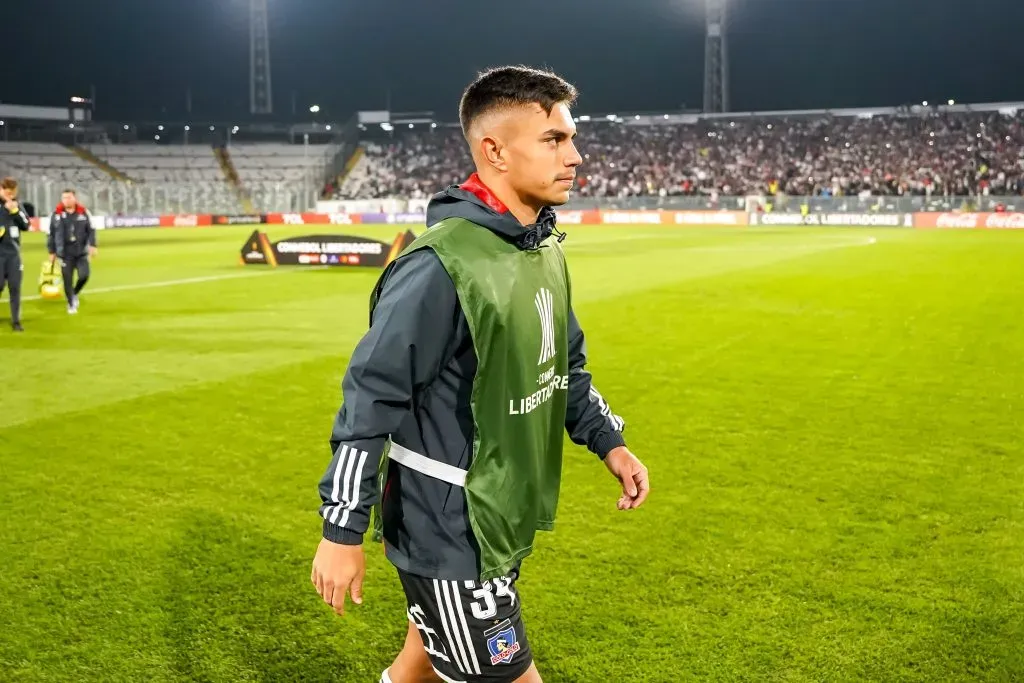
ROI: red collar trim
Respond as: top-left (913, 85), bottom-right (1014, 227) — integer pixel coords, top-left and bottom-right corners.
top-left (460, 173), bottom-right (508, 214)
top-left (56, 203), bottom-right (85, 214)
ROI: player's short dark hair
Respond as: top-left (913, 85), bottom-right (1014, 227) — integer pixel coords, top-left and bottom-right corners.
top-left (459, 65), bottom-right (578, 138)
top-left (62, 188), bottom-right (76, 195)
top-left (1, 176), bottom-right (17, 191)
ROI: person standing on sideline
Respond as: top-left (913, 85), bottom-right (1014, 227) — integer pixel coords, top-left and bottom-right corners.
top-left (47, 189), bottom-right (97, 314)
top-left (0, 177), bottom-right (30, 332)
top-left (311, 66), bottom-right (650, 683)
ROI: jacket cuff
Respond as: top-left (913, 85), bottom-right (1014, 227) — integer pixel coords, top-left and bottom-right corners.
top-left (323, 520), bottom-right (365, 545)
top-left (594, 431), bottom-right (626, 460)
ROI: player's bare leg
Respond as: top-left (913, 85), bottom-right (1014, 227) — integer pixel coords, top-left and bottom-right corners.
top-left (513, 662), bottom-right (543, 683)
top-left (384, 621), bottom-right (442, 683)
top-left (386, 630), bottom-right (541, 683)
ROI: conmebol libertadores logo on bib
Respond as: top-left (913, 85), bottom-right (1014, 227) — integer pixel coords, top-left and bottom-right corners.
top-left (509, 287), bottom-right (568, 416)
top-left (535, 288), bottom-right (556, 365)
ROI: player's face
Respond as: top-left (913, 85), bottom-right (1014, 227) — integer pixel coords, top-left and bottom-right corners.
top-left (503, 102), bottom-right (582, 209)
top-left (61, 192), bottom-right (76, 209)
top-left (0, 188), bottom-right (12, 202)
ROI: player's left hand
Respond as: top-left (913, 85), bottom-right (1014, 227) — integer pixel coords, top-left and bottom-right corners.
top-left (3, 199), bottom-right (17, 212)
top-left (604, 446), bottom-right (649, 510)
top-left (88, 246), bottom-right (98, 258)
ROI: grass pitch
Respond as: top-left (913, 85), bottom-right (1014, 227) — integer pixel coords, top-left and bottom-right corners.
top-left (1, 224), bottom-right (1023, 682)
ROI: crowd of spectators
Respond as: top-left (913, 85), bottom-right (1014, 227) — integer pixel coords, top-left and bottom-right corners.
top-left (330, 110), bottom-right (1024, 201)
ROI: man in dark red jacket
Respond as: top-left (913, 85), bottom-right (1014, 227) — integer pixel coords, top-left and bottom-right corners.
top-left (47, 189), bottom-right (97, 314)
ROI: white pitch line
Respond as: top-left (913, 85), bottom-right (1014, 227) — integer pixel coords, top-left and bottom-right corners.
top-left (566, 234), bottom-right (878, 253)
top-left (681, 235), bottom-right (878, 253)
top-left (21, 267), bottom-right (315, 302)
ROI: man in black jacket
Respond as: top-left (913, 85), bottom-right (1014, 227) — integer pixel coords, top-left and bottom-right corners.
top-left (0, 177), bottom-right (30, 332)
top-left (47, 189), bottom-right (97, 314)
top-left (312, 66), bottom-right (649, 683)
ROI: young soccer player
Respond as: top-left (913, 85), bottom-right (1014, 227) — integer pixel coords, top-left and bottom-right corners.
top-left (312, 66), bottom-right (650, 683)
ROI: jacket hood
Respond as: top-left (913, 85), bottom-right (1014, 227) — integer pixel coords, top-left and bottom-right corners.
top-left (425, 173), bottom-right (563, 251)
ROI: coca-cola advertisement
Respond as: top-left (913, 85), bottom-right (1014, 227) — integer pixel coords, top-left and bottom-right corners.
top-left (936, 213), bottom-right (981, 229)
top-left (915, 212), bottom-right (1024, 229)
top-left (159, 214), bottom-right (214, 227)
top-left (985, 213), bottom-right (1024, 229)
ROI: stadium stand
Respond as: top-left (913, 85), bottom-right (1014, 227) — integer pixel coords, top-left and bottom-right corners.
top-left (85, 144), bottom-right (224, 183)
top-left (229, 142), bottom-right (334, 212)
top-left (0, 141), bottom-right (110, 184)
top-left (3, 107), bottom-right (1021, 216)
top-left (230, 143), bottom-right (331, 184)
top-left (335, 133), bottom-right (468, 200)
top-left (329, 111), bottom-right (1024, 203)
top-left (0, 139), bottom-right (338, 215)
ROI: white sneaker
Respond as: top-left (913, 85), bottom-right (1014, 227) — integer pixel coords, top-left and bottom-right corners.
top-left (68, 303), bottom-right (78, 315)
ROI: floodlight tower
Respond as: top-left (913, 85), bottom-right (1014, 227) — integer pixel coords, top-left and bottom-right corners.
top-left (703, 0), bottom-right (729, 113)
top-left (250, 0), bottom-right (273, 115)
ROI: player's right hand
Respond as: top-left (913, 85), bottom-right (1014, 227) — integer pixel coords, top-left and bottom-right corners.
top-left (311, 538), bottom-right (365, 616)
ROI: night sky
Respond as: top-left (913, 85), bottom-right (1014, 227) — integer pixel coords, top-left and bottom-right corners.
top-left (5, 0), bottom-right (1021, 122)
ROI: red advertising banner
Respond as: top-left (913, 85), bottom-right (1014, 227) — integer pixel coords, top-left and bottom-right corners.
top-left (599, 210), bottom-right (666, 225)
top-left (265, 212), bottom-right (362, 225)
top-left (212, 214), bottom-right (265, 225)
top-left (554, 209), bottom-right (602, 224)
top-left (597, 210), bottom-right (748, 225)
top-left (159, 214), bottom-right (213, 227)
top-left (670, 211), bottom-right (748, 226)
top-left (914, 212), bottom-right (1024, 229)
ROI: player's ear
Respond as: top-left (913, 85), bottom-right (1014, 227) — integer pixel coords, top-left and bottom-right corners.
top-left (480, 135), bottom-right (508, 173)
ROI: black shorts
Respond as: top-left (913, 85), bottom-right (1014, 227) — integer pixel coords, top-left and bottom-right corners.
top-left (398, 567), bottom-right (533, 682)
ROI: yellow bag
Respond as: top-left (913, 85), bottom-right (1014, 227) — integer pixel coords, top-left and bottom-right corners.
top-left (38, 259), bottom-right (63, 300)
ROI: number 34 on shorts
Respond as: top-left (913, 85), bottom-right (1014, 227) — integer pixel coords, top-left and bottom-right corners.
top-left (399, 569), bottom-right (533, 681)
